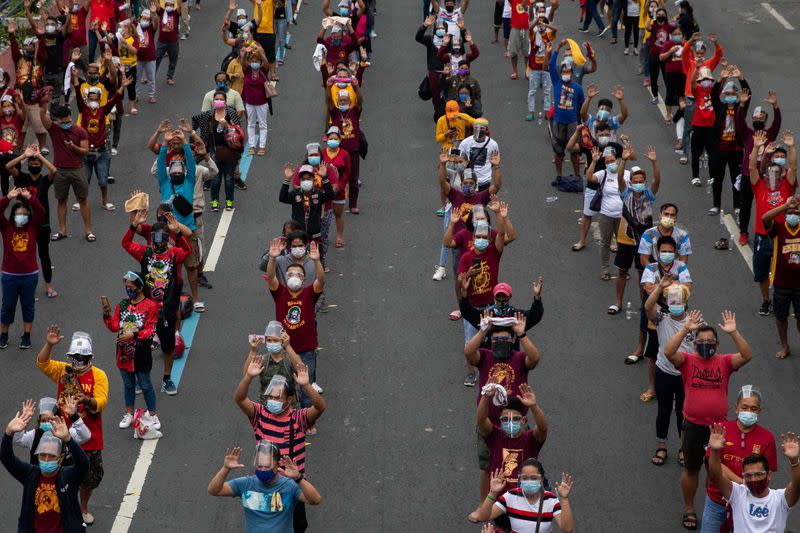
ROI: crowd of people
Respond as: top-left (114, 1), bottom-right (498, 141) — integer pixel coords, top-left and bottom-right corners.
top-left (0, 0), bottom-right (379, 528)
top-left (418, 0), bottom-right (800, 531)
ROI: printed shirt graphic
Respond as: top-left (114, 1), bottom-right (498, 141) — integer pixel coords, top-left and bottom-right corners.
top-left (729, 483), bottom-right (790, 533)
top-left (228, 475), bottom-right (301, 533)
top-left (486, 428), bottom-right (543, 487)
top-left (446, 188), bottom-right (491, 232)
top-left (721, 107), bottom-right (736, 142)
top-left (475, 348), bottom-right (530, 421)
top-left (678, 352), bottom-right (735, 425)
top-left (457, 246), bottom-right (502, 307)
top-left (270, 284), bottom-right (322, 352)
top-left (33, 475), bottom-right (61, 532)
top-left (769, 221), bottom-right (800, 288)
top-left (753, 178), bottom-right (797, 235)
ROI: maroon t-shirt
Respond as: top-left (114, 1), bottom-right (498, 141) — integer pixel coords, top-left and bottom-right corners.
top-left (32, 475), bottom-right (63, 533)
top-left (242, 66), bottom-right (269, 106)
top-left (486, 427), bottom-right (543, 488)
top-left (317, 35), bottom-right (358, 64)
top-left (328, 107), bottom-right (361, 152)
top-left (269, 283), bottom-right (322, 352)
top-left (475, 348), bottom-right (530, 421)
top-left (458, 245), bottom-right (502, 307)
top-left (447, 188), bottom-right (491, 232)
top-left (453, 227), bottom-right (498, 255)
top-left (768, 220), bottom-right (800, 289)
top-left (157, 8), bottom-right (180, 43)
top-left (68, 6), bottom-right (89, 47)
top-left (136, 25), bottom-right (157, 61)
top-left (46, 123), bottom-right (88, 169)
top-left (0, 115), bottom-right (25, 149)
top-left (660, 40), bottom-right (684, 74)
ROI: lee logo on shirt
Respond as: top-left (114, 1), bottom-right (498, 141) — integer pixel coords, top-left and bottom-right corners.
top-left (748, 503), bottom-right (770, 518)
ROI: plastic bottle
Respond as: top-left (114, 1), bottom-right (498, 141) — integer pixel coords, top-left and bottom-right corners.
top-left (546, 196), bottom-right (558, 203)
top-left (625, 301), bottom-right (632, 320)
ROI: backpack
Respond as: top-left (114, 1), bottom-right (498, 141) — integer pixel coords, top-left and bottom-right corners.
top-left (555, 174), bottom-right (584, 193)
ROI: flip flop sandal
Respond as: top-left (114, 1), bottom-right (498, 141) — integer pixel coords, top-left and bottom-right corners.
top-left (625, 354), bottom-right (643, 365)
top-left (335, 239), bottom-right (345, 248)
top-left (193, 302), bottom-right (205, 313)
top-left (350, 208), bottom-right (360, 214)
top-left (714, 238), bottom-right (729, 250)
top-left (51, 232), bottom-right (68, 241)
top-left (607, 305), bottom-right (620, 315)
top-left (651, 448), bottom-right (668, 466)
top-left (640, 392), bottom-right (656, 402)
top-left (678, 449), bottom-right (685, 467)
top-left (46, 289), bottom-right (59, 298)
top-left (449, 310), bottom-right (462, 321)
top-left (680, 155), bottom-right (689, 165)
top-left (248, 147), bottom-right (255, 155)
top-left (682, 512), bottom-right (698, 530)
top-left (85, 233), bottom-right (96, 242)
top-left (257, 148), bottom-right (266, 156)
top-left (571, 243), bottom-right (585, 251)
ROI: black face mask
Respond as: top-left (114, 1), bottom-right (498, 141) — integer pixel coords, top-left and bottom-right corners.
top-left (696, 342), bottom-right (716, 359)
top-left (656, 16), bottom-right (667, 23)
top-left (28, 165), bottom-right (42, 175)
top-left (752, 120), bottom-right (765, 130)
top-left (157, 215), bottom-right (169, 224)
top-left (493, 299), bottom-right (510, 314)
top-left (445, 4), bottom-right (454, 12)
top-left (153, 241), bottom-right (169, 254)
top-left (87, 75), bottom-right (99, 84)
top-left (169, 173), bottom-right (185, 185)
top-left (492, 339), bottom-right (514, 360)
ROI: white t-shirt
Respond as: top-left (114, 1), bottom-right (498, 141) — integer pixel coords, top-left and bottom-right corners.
top-left (495, 489), bottom-right (561, 533)
top-left (653, 310), bottom-right (694, 376)
top-left (437, 6), bottom-right (464, 37)
top-left (729, 482), bottom-right (791, 533)
top-left (593, 168), bottom-right (630, 218)
top-left (502, 0), bottom-right (512, 18)
top-left (457, 137), bottom-right (500, 186)
top-left (626, 0), bottom-right (640, 17)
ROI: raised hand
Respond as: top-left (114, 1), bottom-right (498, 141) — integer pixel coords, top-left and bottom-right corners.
top-left (781, 432), bottom-right (800, 461)
top-left (621, 145), bottom-right (633, 161)
top-left (489, 468), bottom-right (506, 495)
top-left (249, 335), bottom-right (263, 352)
top-left (611, 84), bottom-right (624, 100)
top-left (294, 362), bottom-right (310, 386)
top-left (489, 150), bottom-right (500, 166)
top-left (499, 201), bottom-right (508, 218)
top-left (21, 399), bottom-right (35, 420)
top-left (70, 47), bottom-right (81, 62)
top-left (268, 237), bottom-right (285, 258)
top-left (765, 90), bottom-right (778, 107)
top-left (512, 312), bottom-right (527, 336)
top-left (50, 416), bottom-right (70, 441)
top-left (708, 422), bottom-right (726, 450)
top-left (739, 87), bottom-right (751, 104)
top-left (23, 144), bottom-right (38, 157)
top-left (532, 276), bottom-right (543, 298)
top-left (765, 142), bottom-right (777, 156)
top-left (708, 32), bottom-right (718, 44)
top-left (279, 455), bottom-right (300, 479)
top-left (555, 472), bottom-right (574, 499)
top-left (424, 14), bottom-right (436, 26)
top-left (280, 331), bottom-right (291, 348)
top-left (479, 309), bottom-right (493, 331)
top-left (586, 83), bottom-right (599, 98)
top-left (283, 162), bottom-right (294, 179)
top-left (783, 130), bottom-right (794, 148)
top-left (318, 160), bottom-right (328, 177)
top-left (223, 447), bottom-right (244, 469)
top-left (246, 354), bottom-right (264, 377)
top-left (464, 31), bottom-right (473, 44)
top-left (308, 241), bottom-right (320, 261)
top-left (518, 383), bottom-right (536, 407)
top-left (718, 310), bottom-right (736, 334)
top-left (658, 272), bottom-right (674, 289)
top-left (753, 129), bottom-right (767, 148)
top-left (591, 146), bottom-right (601, 162)
top-left (487, 194), bottom-right (500, 213)
top-left (685, 310), bottom-right (704, 330)
top-left (645, 145), bottom-right (657, 162)
top-left (7, 20), bottom-right (17, 33)
top-left (158, 119), bottom-right (172, 133)
top-left (62, 395), bottom-right (78, 417)
top-left (438, 148), bottom-right (448, 164)
top-left (5, 409), bottom-right (32, 435)
top-left (179, 118), bottom-right (192, 133)
top-left (46, 325), bottom-right (64, 346)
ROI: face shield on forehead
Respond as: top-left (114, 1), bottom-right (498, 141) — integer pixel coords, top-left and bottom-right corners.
top-left (35, 432), bottom-right (62, 456)
top-left (738, 384), bottom-right (763, 405)
top-left (666, 284), bottom-right (687, 306)
top-left (254, 441), bottom-right (279, 468)
top-left (263, 374), bottom-right (288, 399)
top-left (38, 397), bottom-right (58, 416)
top-left (471, 204), bottom-right (487, 221)
top-left (264, 320), bottom-right (283, 339)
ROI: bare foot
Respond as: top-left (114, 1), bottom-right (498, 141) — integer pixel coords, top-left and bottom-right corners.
top-left (776, 346), bottom-right (790, 359)
top-left (467, 510), bottom-right (481, 523)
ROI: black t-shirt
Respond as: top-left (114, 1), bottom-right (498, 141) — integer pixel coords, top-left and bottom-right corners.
top-left (211, 117), bottom-right (227, 148)
top-left (41, 32), bottom-right (68, 74)
top-left (14, 172), bottom-right (53, 220)
top-left (275, 0), bottom-right (286, 19)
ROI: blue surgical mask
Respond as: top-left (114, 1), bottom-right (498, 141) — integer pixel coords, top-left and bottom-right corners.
top-left (723, 95), bottom-right (737, 105)
top-left (250, 62), bottom-right (261, 70)
top-left (126, 288), bottom-right (139, 299)
top-left (737, 411), bottom-right (758, 427)
top-left (58, 122), bottom-right (72, 130)
top-left (458, 93), bottom-right (469, 101)
top-left (606, 161), bottom-right (618, 173)
top-left (266, 399), bottom-right (284, 414)
top-left (336, 82), bottom-right (349, 89)
top-left (266, 342), bottom-right (282, 354)
top-left (13, 214), bottom-right (28, 226)
top-left (307, 156), bottom-right (321, 166)
top-left (787, 214), bottom-right (800, 227)
top-left (339, 7), bottom-right (349, 15)
top-left (461, 184), bottom-right (475, 196)
top-left (520, 480), bottom-right (542, 495)
top-left (659, 252), bottom-right (675, 264)
top-left (773, 157), bottom-right (787, 167)
top-left (631, 183), bottom-right (646, 193)
top-left (39, 422), bottom-right (52, 432)
top-left (474, 238), bottom-right (489, 251)
top-left (671, 34), bottom-right (682, 43)
top-left (435, 29), bottom-right (445, 37)
top-left (501, 419), bottom-right (521, 437)
top-left (596, 109), bottom-right (610, 122)
top-left (338, 104), bottom-right (350, 111)
top-left (39, 459), bottom-right (59, 475)
top-left (255, 469), bottom-right (275, 483)
top-left (332, 38), bottom-right (342, 45)
top-left (216, 81), bottom-right (227, 89)
top-left (327, 139), bottom-right (340, 149)
top-left (668, 305), bottom-right (685, 317)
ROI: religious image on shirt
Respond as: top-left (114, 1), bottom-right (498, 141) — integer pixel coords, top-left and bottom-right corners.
top-left (487, 363), bottom-right (516, 392)
top-left (85, 117), bottom-right (101, 136)
top-left (502, 447), bottom-right (522, 481)
top-left (780, 238), bottom-right (800, 264)
top-left (339, 117), bottom-right (354, 140)
top-left (558, 86), bottom-right (574, 111)
top-left (1, 125), bottom-right (18, 145)
top-left (722, 111), bottom-right (736, 142)
top-left (35, 480), bottom-right (60, 514)
top-left (471, 258), bottom-right (491, 295)
top-left (456, 202), bottom-right (474, 224)
top-left (11, 231), bottom-right (29, 253)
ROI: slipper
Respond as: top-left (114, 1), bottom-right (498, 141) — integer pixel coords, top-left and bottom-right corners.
top-left (130, 108), bottom-right (138, 115)
top-left (46, 289), bottom-right (59, 298)
top-left (607, 304), bottom-right (620, 315)
top-left (51, 232), bottom-right (68, 241)
top-left (85, 233), bottom-right (96, 242)
top-left (149, 96), bottom-right (157, 103)
top-left (776, 349), bottom-right (790, 359)
top-left (335, 238), bottom-right (345, 248)
top-left (680, 155), bottom-right (689, 165)
top-left (248, 147), bottom-right (255, 155)
top-left (193, 302), bottom-right (205, 313)
top-left (449, 310), bottom-right (462, 321)
top-left (678, 449), bottom-right (685, 467)
top-left (257, 148), bottom-right (266, 156)
top-left (571, 242), bottom-right (585, 251)
top-left (103, 203), bottom-right (116, 211)
top-left (600, 272), bottom-right (611, 281)
top-left (714, 238), bottom-right (729, 250)
top-left (610, 245), bottom-right (618, 253)
top-left (167, 79), bottom-right (175, 86)
top-left (350, 208), bottom-right (360, 214)
top-left (510, 72), bottom-right (518, 79)
top-left (682, 512), bottom-right (698, 530)
top-left (640, 392), bottom-right (656, 402)
top-left (323, 266), bottom-right (331, 273)
top-left (651, 448), bottom-right (668, 466)
top-left (624, 354), bottom-right (642, 365)
top-left (434, 208), bottom-right (445, 216)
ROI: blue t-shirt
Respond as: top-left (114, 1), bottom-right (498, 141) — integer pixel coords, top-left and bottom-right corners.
top-left (157, 144), bottom-right (197, 231)
top-left (228, 475), bottom-right (302, 533)
top-left (549, 53), bottom-right (585, 125)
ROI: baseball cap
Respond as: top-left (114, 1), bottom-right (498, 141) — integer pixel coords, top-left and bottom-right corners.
top-left (298, 164), bottom-right (315, 175)
top-left (445, 100), bottom-right (459, 118)
top-left (493, 283), bottom-right (512, 297)
top-left (326, 125), bottom-right (341, 136)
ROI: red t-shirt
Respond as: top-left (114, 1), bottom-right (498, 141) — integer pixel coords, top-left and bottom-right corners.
top-left (705, 420), bottom-right (778, 505)
top-left (647, 22), bottom-right (674, 52)
top-left (486, 427), bottom-right (543, 488)
top-left (269, 284), bottom-right (322, 352)
top-left (157, 8), bottom-right (180, 43)
top-left (768, 220), bottom-right (800, 289)
top-left (458, 245), bottom-right (502, 307)
top-left (137, 26), bottom-right (157, 61)
top-left (328, 107), bottom-right (361, 152)
top-left (322, 148), bottom-right (351, 201)
top-left (753, 177), bottom-right (796, 236)
top-left (32, 474), bottom-right (63, 533)
top-left (453, 227), bottom-right (499, 255)
top-left (89, 0), bottom-right (115, 26)
top-left (68, 6), bottom-right (89, 47)
top-left (679, 352), bottom-right (735, 425)
top-left (691, 83), bottom-right (715, 127)
top-left (47, 123), bottom-right (88, 169)
top-left (509, 0), bottom-right (530, 29)
top-left (475, 348), bottom-right (530, 421)
top-left (660, 41), bottom-right (684, 74)
top-left (446, 188), bottom-right (491, 232)
top-left (0, 114), bottom-right (24, 149)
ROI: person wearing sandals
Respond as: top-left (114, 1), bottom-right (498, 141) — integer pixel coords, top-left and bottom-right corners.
top-left (644, 276), bottom-right (692, 470)
top-left (701, 385), bottom-right (777, 533)
top-left (242, 47), bottom-right (271, 158)
top-left (6, 145), bottom-right (60, 298)
top-left (662, 309), bottom-right (753, 530)
top-left (321, 127), bottom-right (352, 249)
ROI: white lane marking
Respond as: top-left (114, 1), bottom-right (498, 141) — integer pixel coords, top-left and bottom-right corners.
top-left (203, 208), bottom-right (235, 272)
top-left (110, 439), bottom-right (159, 533)
top-left (723, 213), bottom-right (754, 272)
top-left (761, 3), bottom-right (795, 30)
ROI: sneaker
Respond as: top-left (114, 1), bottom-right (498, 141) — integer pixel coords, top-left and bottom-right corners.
top-left (150, 414), bottom-right (161, 430)
top-left (370, 30), bottom-right (377, 38)
top-left (203, 183), bottom-right (210, 191)
top-left (40, 147), bottom-right (50, 156)
top-left (119, 413), bottom-right (133, 428)
top-left (0, 333), bottom-right (8, 349)
top-left (759, 300), bottom-right (773, 316)
top-left (163, 379), bottom-right (178, 395)
top-left (734, 208), bottom-right (740, 222)
top-left (643, 78), bottom-right (650, 87)
top-left (691, 177), bottom-right (702, 187)
top-left (311, 382), bottom-right (324, 394)
top-left (463, 371), bottom-right (478, 387)
top-left (71, 202), bottom-right (80, 211)
top-left (180, 34), bottom-right (188, 40)
top-left (633, 47), bottom-right (638, 56)
top-left (525, 113), bottom-right (534, 121)
top-left (650, 97), bottom-right (658, 105)
top-left (19, 334), bottom-right (31, 350)
top-left (708, 207), bottom-right (720, 215)
top-left (610, 37), bottom-right (617, 44)
top-left (623, 47), bottom-right (629, 55)
top-left (235, 179), bottom-right (248, 190)
top-left (578, 27), bottom-right (590, 33)
top-left (107, 176), bottom-right (116, 184)
top-left (432, 265), bottom-right (447, 281)
top-left (135, 386), bottom-right (142, 395)
top-left (199, 274), bottom-right (213, 289)
top-left (598, 25), bottom-right (609, 36)
top-left (211, 200), bottom-right (219, 212)
top-left (111, 148), bottom-right (118, 156)
top-left (82, 512), bottom-right (94, 525)
top-left (225, 200), bottom-right (234, 211)
top-left (738, 232), bottom-right (749, 246)
top-left (434, 207), bottom-right (445, 216)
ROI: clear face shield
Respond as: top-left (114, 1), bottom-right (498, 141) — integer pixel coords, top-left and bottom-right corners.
top-left (262, 375), bottom-right (288, 414)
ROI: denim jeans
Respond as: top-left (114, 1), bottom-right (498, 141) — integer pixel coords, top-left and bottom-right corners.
top-left (297, 350), bottom-right (316, 408)
top-left (527, 70), bottom-right (552, 113)
top-left (438, 207), bottom-right (451, 268)
top-left (88, 30), bottom-right (99, 63)
top-left (682, 97), bottom-right (695, 155)
top-left (85, 149), bottom-right (110, 187)
top-left (700, 496), bottom-right (726, 533)
top-left (120, 368), bottom-right (157, 412)
top-left (275, 19), bottom-right (288, 61)
top-left (581, 0), bottom-right (605, 31)
top-left (610, 0), bottom-right (624, 39)
top-left (1, 273), bottom-right (38, 325)
top-left (211, 159), bottom-right (235, 203)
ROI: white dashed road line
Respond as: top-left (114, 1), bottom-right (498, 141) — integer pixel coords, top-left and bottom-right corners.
top-left (761, 3), bottom-right (795, 30)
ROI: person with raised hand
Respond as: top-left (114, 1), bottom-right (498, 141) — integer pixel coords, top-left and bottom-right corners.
top-left (13, 396), bottom-right (91, 464)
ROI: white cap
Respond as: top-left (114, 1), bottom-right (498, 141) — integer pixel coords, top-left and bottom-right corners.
top-left (236, 8), bottom-right (246, 17)
top-left (67, 331), bottom-right (93, 356)
top-left (264, 320), bottom-right (283, 338)
top-left (140, 8), bottom-right (151, 16)
top-left (38, 397), bottom-right (58, 415)
top-left (35, 432), bottom-right (62, 456)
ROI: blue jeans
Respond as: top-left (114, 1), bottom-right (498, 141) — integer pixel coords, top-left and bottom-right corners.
top-left (438, 207), bottom-right (451, 268)
top-left (581, 0), bottom-right (605, 31)
top-left (610, 0), bottom-right (624, 38)
top-left (700, 496), bottom-right (726, 533)
top-left (422, 0), bottom-right (430, 20)
top-left (463, 316), bottom-right (478, 345)
top-left (527, 70), bottom-right (552, 113)
top-left (88, 31), bottom-right (99, 63)
top-left (275, 19), bottom-right (288, 61)
top-left (1, 273), bottom-right (38, 325)
top-left (641, 43), bottom-right (650, 74)
top-left (85, 149), bottom-right (110, 187)
top-left (297, 349), bottom-right (316, 408)
top-left (211, 159), bottom-right (235, 203)
top-left (120, 368), bottom-right (157, 412)
top-left (681, 98), bottom-right (695, 156)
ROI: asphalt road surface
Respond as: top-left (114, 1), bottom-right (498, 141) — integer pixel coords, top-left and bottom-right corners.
top-left (0, 0), bottom-right (799, 531)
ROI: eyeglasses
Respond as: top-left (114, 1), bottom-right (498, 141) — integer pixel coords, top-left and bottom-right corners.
top-left (518, 474), bottom-right (542, 481)
top-left (499, 416), bottom-right (522, 423)
top-left (742, 471), bottom-right (767, 480)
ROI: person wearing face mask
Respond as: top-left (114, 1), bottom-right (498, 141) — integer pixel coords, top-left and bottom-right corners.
top-left (102, 271), bottom-right (160, 431)
top-left (749, 131), bottom-right (797, 317)
top-left (247, 322), bottom-right (303, 403)
top-left (7, 145), bottom-right (58, 299)
top-left (457, 119), bottom-right (500, 192)
top-left (525, 10), bottom-right (555, 122)
top-left (208, 441), bottom-right (322, 532)
top-left (663, 310), bottom-right (752, 531)
top-left (687, 65), bottom-right (719, 188)
top-left (192, 99), bottom-right (240, 210)
top-left (580, 84), bottom-right (628, 139)
top-left (637, 203), bottom-right (692, 267)
top-left (436, 100), bottom-right (476, 152)
top-left (0, 187), bottom-right (45, 349)
top-left (437, 31), bottom-right (480, 78)
top-left (431, 0), bottom-right (470, 37)
top-left (242, 48), bottom-right (272, 157)
top-left (135, 9), bottom-right (158, 104)
top-left (459, 279), bottom-right (543, 344)
top-left (124, 214), bottom-right (192, 395)
top-left (659, 25), bottom-right (686, 124)
top-left (37, 326), bottom-right (108, 525)
top-left (548, 43), bottom-right (585, 182)
top-left (0, 95), bottom-right (25, 152)
top-left (8, 22), bottom-right (48, 154)
top-left (2, 411), bottom-right (89, 533)
top-left (643, 6), bottom-right (674, 103)
top-left (317, 22), bottom-right (358, 66)
top-left (736, 89), bottom-right (781, 245)
top-left (506, 0), bottom-right (531, 80)
top-left (763, 195), bottom-right (800, 359)
top-left (246, 0), bottom-right (279, 81)
top-left (320, 127), bottom-right (351, 248)
top-left (25, 3), bottom-right (73, 108)
top-left (475, 458), bottom-right (575, 532)
top-left (417, 16), bottom-right (448, 119)
top-left (268, 229), bottom-right (318, 286)
top-left (201, 72), bottom-right (245, 116)
top-left (707, 425), bottom-right (800, 533)
top-left (701, 386), bottom-right (777, 533)
top-left (279, 164), bottom-right (335, 243)
top-left (445, 59), bottom-right (481, 107)
top-left (153, 0), bottom-right (181, 85)
top-left (325, 87), bottom-right (363, 212)
top-left (13, 397), bottom-right (91, 465)
top-left (469, 385), bottom-right (547, 522)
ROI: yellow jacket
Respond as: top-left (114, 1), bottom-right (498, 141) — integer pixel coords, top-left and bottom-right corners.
top-left (435, 113), bottom-right (475, 151)
top-left (37, 359), bottom-right (109, 414)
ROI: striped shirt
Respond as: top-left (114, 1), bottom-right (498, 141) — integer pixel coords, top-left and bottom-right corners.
top-left (637, 225), bottom-right (692, 260)
top-left (495, 489), bottom-right (561, 533)
top-left (250, 403), bottom-right (310, 474)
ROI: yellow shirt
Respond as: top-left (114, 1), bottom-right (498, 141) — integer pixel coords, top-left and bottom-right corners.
top-left (37, 359), bottom-right (109, 414)
top-left (252, 0), bottom-right (275, 34)
top-left (226, 58), bottom-right (244, 94)
top-left (435, 113), bottom-right (475, 151)
top-left (331, 85), bottom-right (356, 109)
top-left (79, 81), bottom-right (110, 125)
top-left (119, 36), bottom-right (137, 67)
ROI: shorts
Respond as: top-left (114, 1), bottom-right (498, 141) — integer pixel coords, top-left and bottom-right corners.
top-left (507, 27), bottom-right (528, 57)
top-left (476, 429), bottom-right (489, 470)
top-left (752, 233), bottom-right (774, 283)
top-left (81, 450), bottom-right (104, 490)
top-left (582, 187), bottom-right (599, 217)
top-left (773, 286), bottom-right (800, 321)
top-left (550, 121), bottom-right (576, 156)
top-left (493, 2), bottom-right (502, 27)
top-left (254, 32), bottom-right (276, 63)
top-left (24, 104), bottom-right (47, 134)
top-left (184, 231), bottom-right (200, 269)
top-left (614, 243), bottom-right (642, 271)
top-left (332, 199), bottom-right (346, 205)
top-left (502, 17), bottom-right (511, 40)
top-left (53, 167), bottom-right (89, 201)
top-left (681, 419), bottom-right (710, 472)
top-left (644, 327), bottom-right (658, 360)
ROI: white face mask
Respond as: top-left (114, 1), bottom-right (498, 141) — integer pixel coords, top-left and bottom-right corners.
top-left (561, 74), bottom-right (571, 82)
top-left (300, 180), bottom-right (313, 192)
top-left (87, 101), bottom-right (100, 110)
top-left (286, 277), bottom-right (303, 291)
top-left (45, 24), bottom-right (57, 33)
top-left (290, 246), bottom-right (306, 259)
